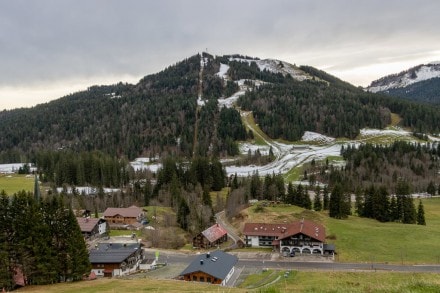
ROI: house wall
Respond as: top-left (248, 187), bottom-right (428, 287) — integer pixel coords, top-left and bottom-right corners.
top-left (183, 271), bottom-right (222, 284)
top-left (193, 233), bottom-right (228, 249)
top-left (98, 221), bottom-right (108, 235)
top-left (246, 235), bottom-right (275, 247)
top-left (105, 215), bottom-right (138, 225)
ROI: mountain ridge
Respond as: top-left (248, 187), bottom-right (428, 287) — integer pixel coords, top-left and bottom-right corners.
top-left (366, 62), bottom-right (440, 104)
top-left (0, 53), bottom-right (439, 162)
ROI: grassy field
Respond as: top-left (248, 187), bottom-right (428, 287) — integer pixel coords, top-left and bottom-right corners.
top-left (235, 198), bottom-right (440, 265)
top-left (0, 174), bottom-right (34, 195)
top-left (18, 271), bottom-right (440, 292)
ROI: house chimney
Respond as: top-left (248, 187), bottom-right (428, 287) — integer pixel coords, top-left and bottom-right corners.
top-left (200, 259), bottom-right (204, 265)
top-left (206, 252), bottom-right (210, 258)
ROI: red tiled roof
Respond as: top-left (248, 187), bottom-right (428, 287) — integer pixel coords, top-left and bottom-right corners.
top-left (280, 220), bottom-right (326, 242)
top-left (76, 217), bottom-right (100, 232)
top-left (243, 220), bottom-right (326, 242)
top-left (202, 223), bottom-right (228, 243)
top-left (103, 206), bottom-right (142, 218)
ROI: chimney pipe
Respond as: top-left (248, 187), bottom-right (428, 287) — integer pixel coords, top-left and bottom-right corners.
top-left (206, 252), bottom-right (210, 258)
top-left (200, 259), bottom-right (204, 265)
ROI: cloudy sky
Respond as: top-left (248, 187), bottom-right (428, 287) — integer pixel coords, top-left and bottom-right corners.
top-left (1, 0), bottom-right (440, 110)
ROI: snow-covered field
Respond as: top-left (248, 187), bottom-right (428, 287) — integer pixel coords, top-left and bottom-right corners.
top-left (302, 131), bottom-right (335, 143)
top-left (0, 163), bottom-right (36, 174)
top-left (360, 128), bottom-right (411, 137)
top-left (55, 186), bottom-right (120, 195)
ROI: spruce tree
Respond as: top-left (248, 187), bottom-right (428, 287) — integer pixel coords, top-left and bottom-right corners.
top-left (329, 183), bottom-right (350, 219)
top-left (417, 200), bottom-right (426, 225)
top-left (313, 188), bottom-right (322, 211)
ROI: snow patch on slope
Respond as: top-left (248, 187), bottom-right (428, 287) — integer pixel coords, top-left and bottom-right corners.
top-left (359, 128), bottom-right (411, 137)
top-left (367, 63), bottom-right (440, 93)
top-left (229, 57), bottom-right (311, 81)
top-left (301, 131), bottom-right (335, 143)
top-left (216, 63), bottom-right (230, 79)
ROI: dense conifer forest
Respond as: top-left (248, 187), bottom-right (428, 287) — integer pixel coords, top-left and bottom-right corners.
top-left (0, 192), bottom-right (90, 290)
top-left (0, 53), bottom-right (439, 163)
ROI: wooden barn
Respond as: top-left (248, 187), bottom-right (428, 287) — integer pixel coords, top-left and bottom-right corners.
top-left (192, 223), bottom-right (228, 249)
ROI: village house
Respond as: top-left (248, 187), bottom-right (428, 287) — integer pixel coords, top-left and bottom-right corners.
top-left (243, 219), bottom-right (335, 255)
top-left (192, 223), bottom-right (228, 249)
top-left (103, 205), bottom-right (145, 226)
top-left (89, 242), bottom-right (144, 277)
top-left (76, 217), bottom-right (108, 239)
top-left (179, 250), bottom-right (238, 286)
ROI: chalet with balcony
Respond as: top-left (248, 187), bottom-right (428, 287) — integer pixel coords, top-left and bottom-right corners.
top-left (243, 220), bottom-right (333, 255)
top-left (89, 242), bottom-right (143, 277)
top-left (76, 217), bottom-right (108, 239)
top-left (192, 223), bottom-right (228, 249)
top-left (103, 205), bottom-right (145, 226)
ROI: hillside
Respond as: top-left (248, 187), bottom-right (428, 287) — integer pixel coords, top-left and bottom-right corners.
top-left (366, 62), bottom-right (440, 104)
top-left (1, 53), bottom-right (440, 163)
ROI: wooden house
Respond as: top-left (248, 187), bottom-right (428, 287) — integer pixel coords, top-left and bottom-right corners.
top-left (243, 219), bottom-right (333, 255)
top-left (192, 223), bottom-right (228, 249)
top-left (179, 250), bottom-right (238, 286)
top-left (89, 242), bottom-right (143, 277)
top-left (76, 217), bottom-right (108, 239)
top-left (103, 205), bottom-right (145, 226)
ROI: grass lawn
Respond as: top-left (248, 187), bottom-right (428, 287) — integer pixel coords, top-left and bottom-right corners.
top-left (241, 111), bottom-right (270, 146)
top-left (0, 174), bottom-right (34, 195)
top-left (18, 271), bottom-right (440, 293)
top-left (234, 198), bottom-right (440, 265)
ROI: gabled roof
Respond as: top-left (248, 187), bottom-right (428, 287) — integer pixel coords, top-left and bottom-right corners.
top-left (278, 220), bottom-right (326, 242)
top-left (89, 243), bottom-right (141, 264)
top-left (76, 217), bottom-right (100, 233)
top-left (243, 220), bottom-right (326, 243)
top-left (180, 250), bottom-right (238, 280)
top-left (243, 223), bottom-right (290, 237)
top-left (201, 223), bottom-right (228, 243)
top-left (103, 205), bottom-right (142, 218)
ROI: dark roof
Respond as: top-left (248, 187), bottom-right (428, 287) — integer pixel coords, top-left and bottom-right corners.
top-left (179, 250), bottom-right (237, 280)
top-left (89, 243), bottom-right (141, 264)
top-left (201, 223), bottom-right (228, 243)
top-left (76, 217), bottom-right (100, 233)
top-left (103, 206), bottom-right (142, 218)
top-left (243, 220), bottom-right (326, 243)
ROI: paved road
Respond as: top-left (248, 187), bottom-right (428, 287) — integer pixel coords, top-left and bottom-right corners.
top-left (145, 249), bottom-right (440, 274)
top-left (215, 211), bottom-right (243, 248)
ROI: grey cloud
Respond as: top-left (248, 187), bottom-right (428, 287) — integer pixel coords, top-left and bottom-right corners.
top-left (1, 0), bottom-right (440, 89)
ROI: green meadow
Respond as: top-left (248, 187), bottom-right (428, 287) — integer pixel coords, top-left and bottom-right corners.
top-left (0, 173), bottom-right (34, 195)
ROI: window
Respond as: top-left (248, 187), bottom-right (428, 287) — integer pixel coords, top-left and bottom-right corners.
top-left (192, 275), bottom-right (197, 281)
top-left (200, 277), bottom-right (205, 282)
top-left (207, 277), bottom-right (211, 283)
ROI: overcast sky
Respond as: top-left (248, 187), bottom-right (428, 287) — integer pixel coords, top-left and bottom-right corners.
top-left (1, 0), bottom-right (440, 110)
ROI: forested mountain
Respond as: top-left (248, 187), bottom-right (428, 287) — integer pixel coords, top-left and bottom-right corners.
top-left (1, 53), bottom-right (439, 163)
top-left (366, 62), bottom-right (440, 104)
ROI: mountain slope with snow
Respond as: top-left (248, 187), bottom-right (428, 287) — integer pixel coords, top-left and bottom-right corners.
top-left (366, 62), bottom-right (440, 104)
top-left (367, 62), bottom-right (440, 93)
